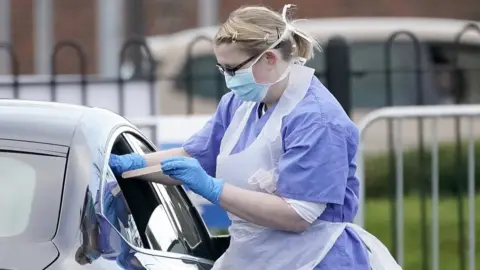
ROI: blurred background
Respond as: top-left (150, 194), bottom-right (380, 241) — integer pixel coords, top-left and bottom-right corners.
top-left (1, 1), bottom-right (480, 270)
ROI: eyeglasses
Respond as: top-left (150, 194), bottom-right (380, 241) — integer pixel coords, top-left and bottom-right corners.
top-left (216, 54), bottom-right (258, 76)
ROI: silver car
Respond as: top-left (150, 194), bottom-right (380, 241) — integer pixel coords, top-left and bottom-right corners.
top-left (0, 100), bottom-right (229, 270)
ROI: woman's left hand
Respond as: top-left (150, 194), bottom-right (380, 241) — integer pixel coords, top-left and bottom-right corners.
top-left (161, 157), bottom-right (225, 204)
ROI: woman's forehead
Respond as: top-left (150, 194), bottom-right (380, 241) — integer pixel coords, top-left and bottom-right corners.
top-left (214, 43), bottom-right (251, 67)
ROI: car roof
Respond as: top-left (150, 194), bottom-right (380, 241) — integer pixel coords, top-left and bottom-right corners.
top-left (0, 100), bottom-right (91, 146)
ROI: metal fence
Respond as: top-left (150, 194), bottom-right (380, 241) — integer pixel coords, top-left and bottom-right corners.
top-left (1, 23), bottom-right (480, 116)
top-left (355, 105), bottom-right (479, 270)
top-left (0, 37), bottom-right (158, 117)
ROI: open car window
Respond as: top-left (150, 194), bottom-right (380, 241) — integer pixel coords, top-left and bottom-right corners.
top-left (123, 133), bottom-right (215, 260)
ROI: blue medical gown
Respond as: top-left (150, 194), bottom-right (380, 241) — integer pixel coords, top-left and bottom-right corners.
top-left (183, 76), bottom-right (369, 269)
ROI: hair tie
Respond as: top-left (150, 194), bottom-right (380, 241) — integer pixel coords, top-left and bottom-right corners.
top-left (281, 4), bottom-right (315, 43)
top-left (281, 4), bottom-right (296, 22)
top-left (281, 4), bottom-right (297, 36)
top-left (263, 33), bottom-right (270, 42)
top-left (232, 31), bottom-right (238, 43)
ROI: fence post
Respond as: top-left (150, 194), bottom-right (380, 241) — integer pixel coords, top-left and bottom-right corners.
top-left (50, 40), bottom-right (88, 104)
top-left (0, 42), bottom-right (20, 98)
top-left (383, 30), bottom-right (426, 269)
top-left (453, 22), bottom-right (480, 270)
top-left (125, 0), bottom-right (146, 78)
top-left (185, 35), bottom-right (213, 114)
top-left (118, 36), bottom-right (157, 116)
top-left (324, 36), bottom-right (351, 116)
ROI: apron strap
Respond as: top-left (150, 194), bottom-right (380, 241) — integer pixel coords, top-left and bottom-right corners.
top-left (219, 101), bottom-right (256, 156)
top-left (261, 65), bottom-right (315, 137)
top-left (219, 65), bottom-right (314, 158)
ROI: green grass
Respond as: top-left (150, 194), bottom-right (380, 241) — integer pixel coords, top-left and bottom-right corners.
top-left (365, 196), bottom-right (480, 270)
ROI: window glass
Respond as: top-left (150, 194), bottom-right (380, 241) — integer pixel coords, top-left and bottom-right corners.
top-left (99, 167), bottom-right (144, 248)
top-left (124, 133), bottom-right (154, 154)
top-left (426, 43), bottom-right (480, 104)
top-left (145, 204), bottom-right (187, 254)
top-left (0, 155), bottom-right (36, 236)
top-left (0, 150), bottom-right (65, 240)
top-left (76, 187), bottom-right (144, 266)
top-left (349, 41), bottom-right (440, 108)
top-left (124, 133), bottom-right (205, 255)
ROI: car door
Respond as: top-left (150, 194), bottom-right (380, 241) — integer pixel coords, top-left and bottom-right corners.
top-left (98, 126), bottom-right (217, 269)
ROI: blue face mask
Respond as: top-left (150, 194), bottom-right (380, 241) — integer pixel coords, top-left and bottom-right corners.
top-left (224, 62), bottom-right (291, 102)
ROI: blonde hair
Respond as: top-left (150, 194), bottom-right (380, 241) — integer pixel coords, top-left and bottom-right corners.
top-left (214, 4), bottom-right (321, 62)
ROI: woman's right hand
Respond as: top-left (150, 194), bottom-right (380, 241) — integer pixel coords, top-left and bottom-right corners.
top-left (109, 153), bottom-right (147, 176)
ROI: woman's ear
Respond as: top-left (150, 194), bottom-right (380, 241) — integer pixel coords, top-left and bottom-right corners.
top-left (264, 51), bottom-right (278, 65)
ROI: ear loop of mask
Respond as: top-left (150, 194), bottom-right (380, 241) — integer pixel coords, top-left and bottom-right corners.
top-left (247, 26), bottom-right (291, 69)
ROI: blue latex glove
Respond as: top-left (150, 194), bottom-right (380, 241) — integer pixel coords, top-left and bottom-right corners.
top-left (161, 157), bottom-right (225, 205)
top-left (109, 153), bottom-right (146, 176)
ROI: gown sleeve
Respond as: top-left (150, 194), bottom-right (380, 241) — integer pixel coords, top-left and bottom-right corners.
top-left (276, 112), bottom-right (351, 205)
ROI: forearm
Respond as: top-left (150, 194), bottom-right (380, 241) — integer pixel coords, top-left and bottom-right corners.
top-left (219, 183), bottom-right (310, 233)
top-left (143, 147), bottom-right (190, 166)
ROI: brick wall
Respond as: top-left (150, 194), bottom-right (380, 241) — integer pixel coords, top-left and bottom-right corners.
top-left (220, 0), bottom-right (480, 20)
top-left (53, 0), bottom-right (97, 74)
top-left (9, 0), bottom-right (480, 75)
top-left (143, 0), bottom-right (198, 35)
top-left (11, 0), bottom-right (34, 74)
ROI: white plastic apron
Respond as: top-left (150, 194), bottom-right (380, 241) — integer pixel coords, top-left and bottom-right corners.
top-left (212, 65), bottom-right (402, 270)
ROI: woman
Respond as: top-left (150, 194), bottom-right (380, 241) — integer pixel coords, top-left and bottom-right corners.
top-left (110, 4), bottom-right (401, 270)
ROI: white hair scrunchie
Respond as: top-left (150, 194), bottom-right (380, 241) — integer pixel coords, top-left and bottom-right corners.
top-left (281, 4), bottom-right (316, 43)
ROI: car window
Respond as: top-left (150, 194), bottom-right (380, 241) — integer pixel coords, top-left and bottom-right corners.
top-left (124, 133), bottom-right (154, 154)
top-left (123, 133), bottom-right (209, 258)
top-left (427, 42), bottom-right (480, 104)
top-left (351, 40), bottom-right (441, 108)
top-left (0, 149), bottom-right (65, 240)
top-left (76, 185), bottom-right (145, 266)
top-left (99, 167), bottom-right (144, 248)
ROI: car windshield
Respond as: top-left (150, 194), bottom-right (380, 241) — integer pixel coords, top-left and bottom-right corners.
top-left (0, 150), bottom-right (66, 240)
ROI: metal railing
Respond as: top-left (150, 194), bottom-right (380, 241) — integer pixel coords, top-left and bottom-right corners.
top-left (0, 37), bottom-right (158, 118)
top-left (355, 104), bottom-right (478, 270)
top-left (1, 23), bottom-right (480, 117)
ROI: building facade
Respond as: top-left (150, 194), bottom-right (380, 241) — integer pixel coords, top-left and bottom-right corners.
top-left (3, 0), bottom-right (480, 75)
